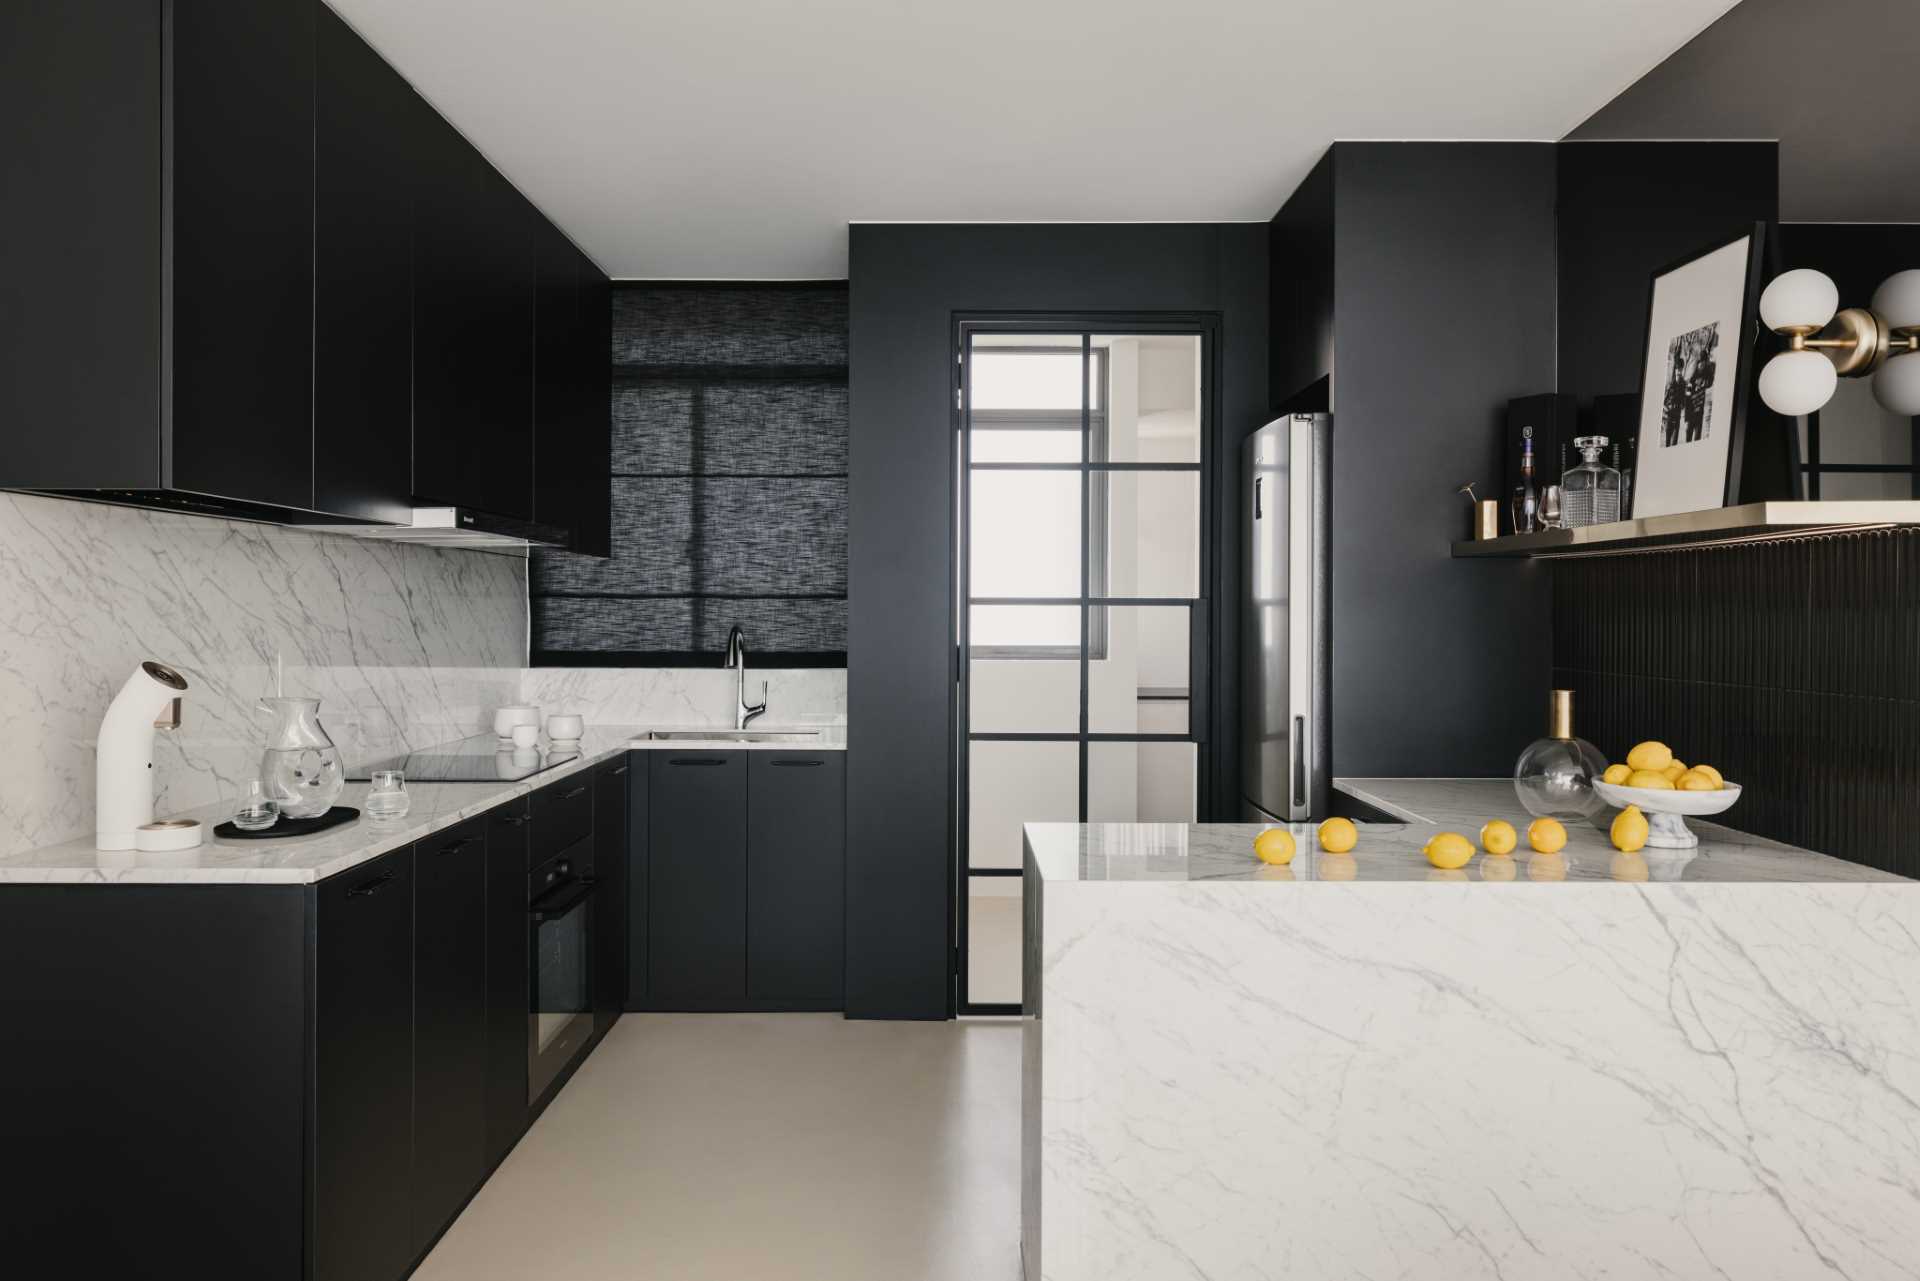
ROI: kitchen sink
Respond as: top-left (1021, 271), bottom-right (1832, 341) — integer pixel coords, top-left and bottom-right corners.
top-left (646, 729), bottom-right (823, 743)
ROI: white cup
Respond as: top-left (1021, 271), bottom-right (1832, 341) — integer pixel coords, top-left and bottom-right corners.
top-left (493, 705), bottom-right (539, 739)
top-left (546, 713), bottom-right (583, 742)
top-left (511, 724), bottom-right (539, 749)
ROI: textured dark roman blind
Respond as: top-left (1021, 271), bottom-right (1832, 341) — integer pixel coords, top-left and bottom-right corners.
top-left (530, 283), bottom-right (849, 664)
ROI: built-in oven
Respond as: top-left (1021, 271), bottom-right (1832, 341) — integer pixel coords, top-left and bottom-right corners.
top-left (528, 845), bottom-right (595, 1102)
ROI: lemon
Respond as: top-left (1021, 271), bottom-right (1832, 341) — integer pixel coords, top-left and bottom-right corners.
top-left (1526, 817), bottom-right (1567, 854)
top-left (1602, 763), bottom-right (1631, 785)
top-left (1611, 804), bottom-right (1649, 853)
top-left (1479, 819), bottom-right (1517, 855)
top-left (1625, 769), bottom-right (1675, 790)
top-left (1317, 817), bottom-right (1358, 854)
top-left (1690, 763), bottom-right (1724, 789)
top-left (1626, 741), bottom-right (1673, 772)
top-left (1423, 831), bottom-right (1475, 870)
top-left (1661, 760), bottom-right (1688, 783)
top-left (1253, 828), bottom-right (1296, 866)
top-left (1678, 771), bottom-right (1717, 792)
top-left (1481, 854), bottom-right (1518, 882)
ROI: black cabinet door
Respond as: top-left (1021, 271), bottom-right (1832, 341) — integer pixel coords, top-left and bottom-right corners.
top-left (411, 94), bottom-right (535, 518)
top-left (484, 798), bottom-right (531, 1168)
top-left (532, 220), bottom-right (584, 541)
top-left (312, 6), bottom-right (413, 524)
top-left (167, 0), bottom-right (314, 509)
top-left (575, 253), bottom-right (614, 557)
top-left (591, 756), bottom-right (632, 1033)
top-left (648, 752), bottom-right (748, 1005)
top-left (412, 817), bottom-right (490, 1254)
top-left (747, 753), bottom-right (846, 1006)
top-left (626, 749), bottom-right (651, 1008)
top-left (313, 849), bottom-right (415, 1281)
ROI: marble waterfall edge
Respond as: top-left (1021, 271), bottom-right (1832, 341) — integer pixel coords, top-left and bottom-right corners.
top-left (0, 493), bottom-right (524, 857)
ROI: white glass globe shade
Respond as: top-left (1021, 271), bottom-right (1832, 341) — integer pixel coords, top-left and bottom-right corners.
top-left (1758, 350), bottom-right (1838, 416)
top-left (1871, 269), bottom-right (1920, 332)
top-left (1872, 355), bottom-right (1920, 416)
top-left (1758, 268), bottom-right (1839, 333)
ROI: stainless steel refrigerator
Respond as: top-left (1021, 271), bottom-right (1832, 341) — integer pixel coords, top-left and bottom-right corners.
top-left (1240, 413), bottom-right (1332, 822)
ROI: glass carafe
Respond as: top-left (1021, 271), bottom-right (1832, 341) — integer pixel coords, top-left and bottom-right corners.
top-left (1561, 435), bottom-right (1623, 528)
top-left (259, 696), bottom-right (344, 819)
top-left (1513, 689), bottom-right (1607, 821)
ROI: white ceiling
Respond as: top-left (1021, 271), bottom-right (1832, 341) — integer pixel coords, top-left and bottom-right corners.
top-left (327, 0), bottom-right (1742, 280)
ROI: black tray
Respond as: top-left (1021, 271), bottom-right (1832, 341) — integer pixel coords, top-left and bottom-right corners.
top-left (214, 806), bottom-right (360, 840)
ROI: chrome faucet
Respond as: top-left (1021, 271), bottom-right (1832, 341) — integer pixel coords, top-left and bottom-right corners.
top-left (723, 626), bottom-right (768, 730)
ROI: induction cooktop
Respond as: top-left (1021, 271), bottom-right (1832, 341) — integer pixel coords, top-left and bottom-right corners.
top-left (346, 738), bottom-right (582, 783)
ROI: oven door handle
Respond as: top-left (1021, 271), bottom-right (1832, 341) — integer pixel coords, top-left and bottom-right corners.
top-left (529, 878), bottom-right (595, 923)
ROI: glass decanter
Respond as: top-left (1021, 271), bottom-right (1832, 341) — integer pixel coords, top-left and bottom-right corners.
top-left (259, 696), bottom-right (344, 819)
top-left (1560, 435), bottom-right (1623, 528)
top-left (1513, 690), bottom-right (1607, 821)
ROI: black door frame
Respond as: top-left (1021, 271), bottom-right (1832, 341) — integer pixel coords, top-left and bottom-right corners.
top-left (951, 312), bottom-right (1221, 1017)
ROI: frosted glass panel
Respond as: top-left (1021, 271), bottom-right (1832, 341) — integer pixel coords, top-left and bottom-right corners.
top-left (1089, 606), bottom-right (1189, 734)
top-left (1088, 741), bottom-right (1197, 822)
top-left (969, 740), bottom-right (1077, 870)
top-left (1097, 470), bottom-right (1200, 598)
top-left (967, 876), bottom-right (1024, 1006)
top-left (970, 470), bottom-right (1080, 597)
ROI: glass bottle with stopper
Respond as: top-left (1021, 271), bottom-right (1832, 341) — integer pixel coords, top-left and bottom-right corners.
top-left (1513, 689), bottom-right (1607, 820)
top-left (1561, 435), bottom-right (1624, 528)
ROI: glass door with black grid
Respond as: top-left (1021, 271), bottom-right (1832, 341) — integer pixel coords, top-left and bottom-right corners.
top-left (957, 327), bottom-right (1209, 1014)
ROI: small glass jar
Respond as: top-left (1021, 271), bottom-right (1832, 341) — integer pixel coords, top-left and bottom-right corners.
top-left (231, 779), bottom-right (279, 831)
top-left (1513, 690), bottom-right (1607, 821)
top-left (364, 769), bottom-right (410, 821)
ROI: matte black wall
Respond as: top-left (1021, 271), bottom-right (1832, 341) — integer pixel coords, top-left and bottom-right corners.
top-left (1320, 144), bottom-right (1559, 776)
top-left (847, 223), bottom-right (1267, 1019)
top-left (1567, 0), bottom-right (1920, 223)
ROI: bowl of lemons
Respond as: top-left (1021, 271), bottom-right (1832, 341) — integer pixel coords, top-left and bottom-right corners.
top-left (1589, 740), bottom-right (1739, 849)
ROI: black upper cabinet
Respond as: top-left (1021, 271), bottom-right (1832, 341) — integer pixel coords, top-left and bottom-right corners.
top-left (412, 96), bottom-right (537, 519)
top-left (1269, 148), bottom-right (1334, 411)
top-left (313, 849), bottom-right (415, 1281)
top-left (167, 0), bottom-right (316, 510)
top-left (747, 753), bottom-right (845, 1006)
top-left (534, 231), bottom-right (613, 556)
top-left (412, 819), bottom-right (491, 1254)
top-left (313, 4), bottom-right (414, 524)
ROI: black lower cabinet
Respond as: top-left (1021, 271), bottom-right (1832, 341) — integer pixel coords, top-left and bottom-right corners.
top-left (313, 849), bottom-right (415, 1281)
top-left (747, 753), bottom-right (846, 1007)
top-left (648, 752), bottom-right (748, 1006)
top-left (411, 818), bottom-right (490, 1255)
top-left (592, 755), bottom-right (632, 1034)
top-left (483, 797), bottom-right (532, 1168)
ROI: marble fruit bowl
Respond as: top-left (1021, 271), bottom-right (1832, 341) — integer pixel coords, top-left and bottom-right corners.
top-left (1592, 779), bottom-right (1742, 849)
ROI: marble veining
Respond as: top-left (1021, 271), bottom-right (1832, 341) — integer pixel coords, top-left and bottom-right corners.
top-left (521, 666), bottom-right (845, 728)
top-left (1023, 784), bottom-right (1920, 1280)
top-left (0, 493), bottom-right (526, 858)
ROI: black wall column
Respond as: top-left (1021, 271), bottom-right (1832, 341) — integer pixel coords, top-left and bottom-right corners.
top-left (846, 223), bottom-right (1267, 1019)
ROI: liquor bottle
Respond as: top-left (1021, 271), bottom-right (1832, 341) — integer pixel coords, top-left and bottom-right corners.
top-left (1562, 435), bottom-right (1624, 527)
top-left (1511, 434), bottom-right (1539, 534)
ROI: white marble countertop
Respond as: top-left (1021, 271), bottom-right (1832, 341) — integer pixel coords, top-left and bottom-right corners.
top-left (1026, 777), bottom-right (1908, 885)
top-left (0, 723), bottom-right (843, 885)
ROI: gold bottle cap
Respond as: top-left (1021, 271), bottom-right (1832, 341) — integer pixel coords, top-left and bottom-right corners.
top-left (1549, 689), bottom-right (1573, 740)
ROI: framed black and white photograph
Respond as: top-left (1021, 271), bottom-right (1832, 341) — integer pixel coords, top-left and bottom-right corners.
top-left (1629, 224), bottom-right (1767, 518)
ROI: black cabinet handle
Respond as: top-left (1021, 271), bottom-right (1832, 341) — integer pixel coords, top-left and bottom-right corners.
top-left (668, 757), bottom-right (724, 767)
top-left (494, 812), bottom-right (529, 827)
top-left (559, 784), bottom-right (590, 800)
top-left (437, 836), bottom-right (479, 856)
top-left (346, 870), bottom-right (395, 898)
top-left (609, 764), bottom-right (629, 776)
top-left (529, 879), bottom-right (594, 921)
top-left (771, 759), bottom-right (824, 768)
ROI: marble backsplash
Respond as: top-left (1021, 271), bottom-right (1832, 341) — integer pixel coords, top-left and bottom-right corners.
top-left (0, 493), bottom-right (526, 857)
top-left (520, 666), bottom-right (847, 728)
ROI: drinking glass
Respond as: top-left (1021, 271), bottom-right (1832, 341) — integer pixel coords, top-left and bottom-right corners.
top-left (1539, 484), bottom-right (1564, 530)
top-left (364, 769), bottom-right (411, 821)
top-left (232, 779), bottom-right (279, 831)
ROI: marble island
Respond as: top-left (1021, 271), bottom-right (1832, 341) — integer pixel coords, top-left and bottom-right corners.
top-left (1022, 778), bottom-right (1920, 1281)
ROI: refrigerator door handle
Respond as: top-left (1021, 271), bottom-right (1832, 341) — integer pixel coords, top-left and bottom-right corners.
top-left (1292, 716), bottom-right (1306, 810)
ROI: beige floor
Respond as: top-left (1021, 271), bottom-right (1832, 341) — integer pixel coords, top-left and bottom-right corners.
top-left (415, 1014), bottom-right (1023, 1281)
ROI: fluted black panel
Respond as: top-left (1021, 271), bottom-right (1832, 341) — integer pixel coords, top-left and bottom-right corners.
top-left (532, 283), bottom-right (849, 664)
top-left (1553, 529), bottom-right (1920, 877)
